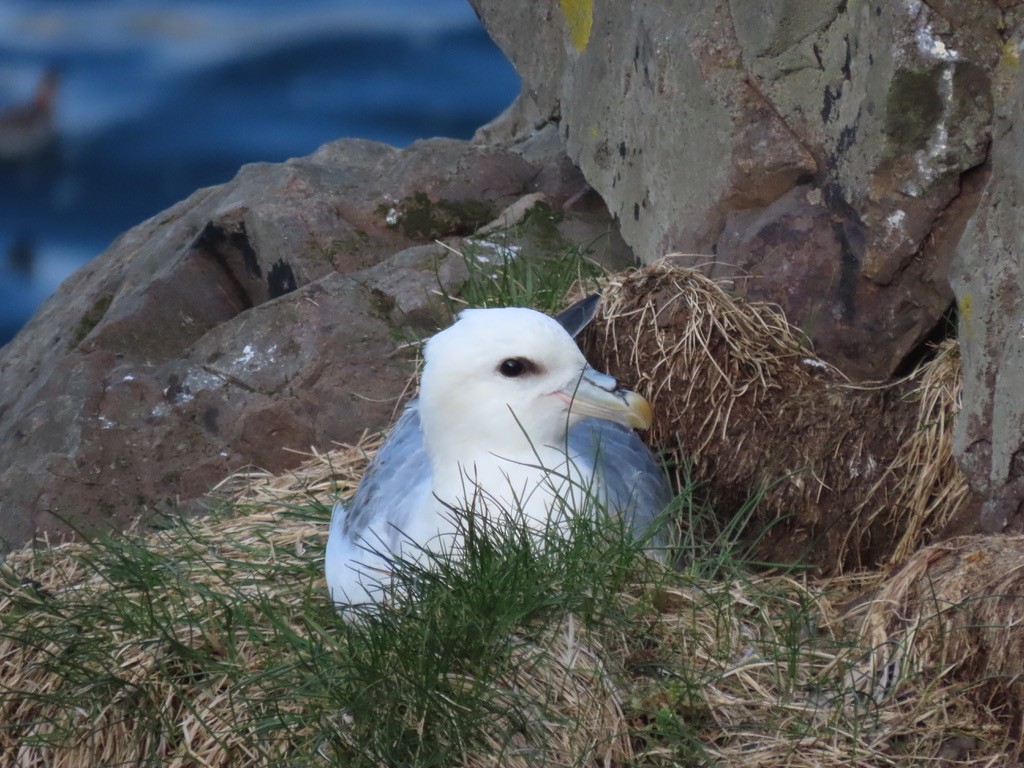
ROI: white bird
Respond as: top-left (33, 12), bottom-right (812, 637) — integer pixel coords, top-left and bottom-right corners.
top-left (325, 299), bottom-right (670, 610)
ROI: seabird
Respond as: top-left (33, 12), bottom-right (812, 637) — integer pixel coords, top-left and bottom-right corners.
top-left (0, 69), bottom-right (59, 162)
top-left (326, 298), bottom-right (670, 609)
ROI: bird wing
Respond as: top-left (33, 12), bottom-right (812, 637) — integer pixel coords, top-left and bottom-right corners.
top-left (326, 401), bottom-right (433, 606)
top-left (333, 409), bottom-right (670, 551)
top-left (552, 293), bottom-right (600, 337)
top-left (567, 418), bottom-right (671, 547)
top-left (329, 401), bottom-right (432, 552)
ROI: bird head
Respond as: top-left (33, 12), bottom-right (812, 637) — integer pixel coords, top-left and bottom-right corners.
top-left (418, 307), bottom-right (650, 465)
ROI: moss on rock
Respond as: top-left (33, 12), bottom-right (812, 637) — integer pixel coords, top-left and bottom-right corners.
top-left (379, 192), bottom-right (495, 240)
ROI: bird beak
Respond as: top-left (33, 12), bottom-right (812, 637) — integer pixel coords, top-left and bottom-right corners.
top-left (554, 367), bottom-right (653, 430)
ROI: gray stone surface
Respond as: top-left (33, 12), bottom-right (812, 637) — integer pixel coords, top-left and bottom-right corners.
top-left (471, 0), bottom-right (999, 379)
top-left (950, 25), bottom-right (1024, 533)
top-left (470, 0), bottom-right (1024, 530)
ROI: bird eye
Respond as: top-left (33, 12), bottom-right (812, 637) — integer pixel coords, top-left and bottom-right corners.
top-left (499, 358), bottom-right (527, 377)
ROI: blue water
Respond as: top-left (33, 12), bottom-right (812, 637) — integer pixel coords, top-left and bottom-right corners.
top-left (0, 0), bottom-right (520, 344)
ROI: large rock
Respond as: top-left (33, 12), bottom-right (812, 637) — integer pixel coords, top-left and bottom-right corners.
top-left (471, 0), bottom-right (1024, 539)
top-left (470, 0), bottom-right (997, 380)
top-left (949, 26), bottom-right (1024, 534)
top-left (5, 0), bottom-right (1020, 551)
top-left (0, 130), bottom-right (627, 549)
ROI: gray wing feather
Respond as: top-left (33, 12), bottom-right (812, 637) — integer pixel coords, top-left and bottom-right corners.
top-left (331, 402), bottom-right (431, 548)
top-left (335, 408), bottom-right (670, 548)
top-left (568, 418), bottom-right (672, 545)
top-left (554, 294), bottom-right (600, 337)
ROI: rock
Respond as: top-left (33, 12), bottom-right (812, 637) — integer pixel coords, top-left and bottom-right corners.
top-left (357, 242), bottom-right (469, 329)
top-left (0, 131), bottom-right (629, 550)
top-left (7, 0), bottom-right (1019, 552)
top-left (470, 0), bottom-right (998, 379)
top-left (949, 29), bottom-right (1024, 534)
top-left (470, 0), bottom-right (1024, 540)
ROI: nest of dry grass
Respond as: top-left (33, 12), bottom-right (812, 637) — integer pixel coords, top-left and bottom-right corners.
top-left (3, 260), bottom-right (1012, 767)
top-left (579, 259), bottom-right (970, 574)
top-left (641, 570), bottom-right (1015, 767)
top-left (849, 534), bottom-right (1024, 759)
top-left (1, 439), bottom-right (1020, 766)
top-left (0, 436), bottom-right (637, 768)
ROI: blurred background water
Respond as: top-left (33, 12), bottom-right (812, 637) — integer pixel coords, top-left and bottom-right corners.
top-left (0, 0), bottom-right (520, 345)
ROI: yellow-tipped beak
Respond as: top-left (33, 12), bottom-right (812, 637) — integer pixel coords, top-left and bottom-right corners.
top-left (555, 367), bottom-right (653, 430)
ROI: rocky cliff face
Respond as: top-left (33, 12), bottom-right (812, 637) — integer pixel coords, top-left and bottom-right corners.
top-left (471, 0), bottom-right (1024, 530)
top-left (949, 30), bottom-right (1024, 534)
top-left (471, 0), bottom-right (996, 381)
top-left (3, 1), bottom-right (1022, 547)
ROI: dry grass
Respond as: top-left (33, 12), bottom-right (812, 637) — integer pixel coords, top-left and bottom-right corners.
top-left (636, 569), bottom-right (1014, 767)
top-left (579, 259), bottom-right (971, 573)
top-left (851, 534), bottom-right (1024, 760)
top-left (856, 338), bottom-right (969, 564)
top-left (0, 434), bottom-right (644, 768)
top-left (2, 440), bottom-right (1020, 766)
top-left (3, 261), bottom-right (1016, 767)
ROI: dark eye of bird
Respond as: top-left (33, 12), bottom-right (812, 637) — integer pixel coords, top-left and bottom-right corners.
top-left (499, 358), bottom-right (528, 378)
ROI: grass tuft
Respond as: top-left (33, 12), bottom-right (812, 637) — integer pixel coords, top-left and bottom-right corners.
top-left (2, 445), bottom-right (1017, 766)
top-left (326, 497), bottom-right (660, 767)
top-left (1, 258), bottom-right (1013, 767)
top-left (441, 208), bottom-right (606, 315)
top-left (0, 465), bottom-right (662, 767)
